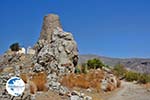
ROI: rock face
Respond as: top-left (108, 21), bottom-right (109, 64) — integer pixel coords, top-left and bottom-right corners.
top-left (34, 14), bottom-right (78, 94)
top-left (35, 14), bottom-right (78, 75)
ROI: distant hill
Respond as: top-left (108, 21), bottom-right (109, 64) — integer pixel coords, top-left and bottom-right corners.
top-left (79, 54), bottom-right (150, 74)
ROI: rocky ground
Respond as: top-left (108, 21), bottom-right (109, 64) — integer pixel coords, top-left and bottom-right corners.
top-left (103, 81), bottom-right (150, 100)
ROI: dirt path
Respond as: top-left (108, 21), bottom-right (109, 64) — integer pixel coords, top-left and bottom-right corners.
top-left (105, 81), bottom-right (150, 100)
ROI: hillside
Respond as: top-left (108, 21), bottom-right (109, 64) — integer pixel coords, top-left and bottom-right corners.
top-left (0, 14), bottom-right (121, 100)
top-left (79, 54), bottom-right (150, 73)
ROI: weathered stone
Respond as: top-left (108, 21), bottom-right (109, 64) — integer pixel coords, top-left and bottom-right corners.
top-left (59, 86), bottom-right (69, 95)
top-left (84, 96), bottom-right (92, 100)
top-left (71, 90), bottom-right (80, 96)
top-left (80, 92), bottom-right (85, 98)
top-left (86, 88), bottom-right (92, 92)
top-left (70, 95), bottom-right (81, 100)
top-left (47, 73), bottom-right (58, 82)
top-left (14, 65), bottom-right (20, 76)
top-left (33, 63), bottom-right (44, 72)
top-left (34, 14), bottom-right (79, 88)
top-left (36, 27), bottom-right (78, 75)
top-left (101, 73), bottom-right (119, 91)
top-left (0, 14), bottom-right (79, 100)
top-left (40, 14), bottom-right (62, 42)
top-left (49, 81), bottom-right (61, 90)
top-left (101, 79), bottom-right (108, 91)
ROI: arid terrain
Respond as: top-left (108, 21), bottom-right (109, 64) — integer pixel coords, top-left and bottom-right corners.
top-left (103, 81), bottom-right (150, 100)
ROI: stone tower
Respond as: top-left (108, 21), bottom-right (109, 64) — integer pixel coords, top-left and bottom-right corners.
top-left (40, 14), bottom-right (62, 42)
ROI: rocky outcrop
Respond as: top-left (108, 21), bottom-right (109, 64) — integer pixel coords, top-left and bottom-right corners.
top-left (35, 14), bottom-right (78, 75)
top-left (34, 14), bottom-right (78, 95)
top-left (36, 27), bottom-right (78, 73)
top-left (0, 14), bottom-right (79, 100)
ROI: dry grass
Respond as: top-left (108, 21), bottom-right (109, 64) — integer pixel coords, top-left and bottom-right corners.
top-left (2, 67), bottom-right (13, 73)
top-left (20, 73), bottom-right (28, 83)
top-left (30, 72), bottom-right (48, 91)
top-left (29, 81), bottom-right (37, 94)
top-left (106, 83), bottom-right (115, 91)
top-left (142, 82), bottom-right (150, 89)
top-left (61, 69), bottom-right (104, 92)
top-left (117, 79), bottom-right (121, 88)
top-left (0, 68), bottom-right (3, 73)
top-left (20, 71), bottom-right (48, 94)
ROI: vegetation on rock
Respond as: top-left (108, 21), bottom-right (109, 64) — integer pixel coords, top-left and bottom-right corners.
top-left (87, 58), bottom-right (104, 69)
top-left (9, 42), bottom-right (20, 51)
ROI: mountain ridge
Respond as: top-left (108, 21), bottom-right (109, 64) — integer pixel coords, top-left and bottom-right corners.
top-left (79, 54), bottom-right (150, 74)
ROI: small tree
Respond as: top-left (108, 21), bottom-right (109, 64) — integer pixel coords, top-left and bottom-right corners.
top-left (87, 58), bottom-right (104, 69)
top-left (10, 42), bottom-right (20, 51)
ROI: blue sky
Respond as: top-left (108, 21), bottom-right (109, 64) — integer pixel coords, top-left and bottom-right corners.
top-left (0, 0), bottom-right (150, 58)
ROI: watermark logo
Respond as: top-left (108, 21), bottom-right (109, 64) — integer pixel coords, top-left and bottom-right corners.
top-left (6, 77), bottom-right (25, 96)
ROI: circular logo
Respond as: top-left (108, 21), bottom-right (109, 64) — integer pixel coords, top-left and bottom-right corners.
top-left (6, 77), bottom-right (25, 96)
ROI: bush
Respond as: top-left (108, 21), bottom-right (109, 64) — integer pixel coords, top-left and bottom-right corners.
top-left (81, 63), bottom-right (88, 74)
top-left (113, 64), bottom-right (127, 77)
top-left (87, 58), bottom-right (104, 69)
top-left (125, 71), bottom-right (139, 82)
top-left (138, 74), bottom-right (150, 84)
top-left (124, 71), bottom-right (150, 84)
top-left (113, 64), bottom-right (150, 84)
top-left (74, 67), bottom-right (81, 74)
top-left (10, 42), bottom-right (20, 51)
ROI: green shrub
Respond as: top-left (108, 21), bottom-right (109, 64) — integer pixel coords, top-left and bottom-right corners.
top-left (125, 71), bottom-right (150, 84)
top-left (104, 65), bottom-right (110, 68)
top-left (81, 63), bottom-right (88, 74)
top-left (138, 74), bottom-right (150, 84)
top-left (113, 64), bottom-right (127, 77)
top-left (125, 71), bottom-right (139, 82)
top-left (74, 67), bottom-right (81, 74)
top-left (113, 63), bottom-right (150, 84)
top-left (87, 58), bottom-right (104, 69)
top-left (10, 42), bottom-right (20, 51)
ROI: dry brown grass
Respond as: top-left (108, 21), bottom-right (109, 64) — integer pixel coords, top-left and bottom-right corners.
top-left (0, 68), bottom-right (3, 73)
top-left (20, 71), bottom-right (48, 94)
top-left (61, 69), bottom-right (104, 92)
top-left (30, 72), bottom-right (48, 91)
top-left (117, 79), bottom-right (121, 88)
top-left (2, 67), bottom-right (13, 73)
top-left (20, 73), bottom-right (28, 83)
top-left (106, 83), bottom-right (115, 91)
top-left (29, 81), bottom-right (37, 94)
top-left (142, 82), bottom-right (150, 89)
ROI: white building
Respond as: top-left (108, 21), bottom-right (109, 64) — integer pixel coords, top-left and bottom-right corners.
top-left (27, 46), bottom-right (35, 55)
top-left (16, 47), bottom-right (26, 54)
